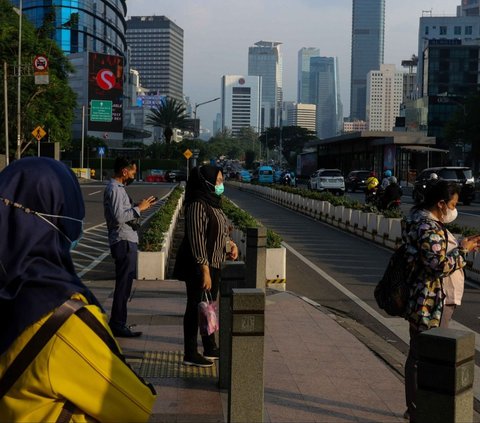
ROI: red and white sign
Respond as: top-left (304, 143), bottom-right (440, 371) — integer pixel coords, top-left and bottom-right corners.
top-left (96, 69), bottom-right (115, 90)
top-left (33, 55), bottom-right (48, 71)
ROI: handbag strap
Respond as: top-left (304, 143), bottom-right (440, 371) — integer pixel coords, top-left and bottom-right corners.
top-left (0, 299), bottom-right (85, 399)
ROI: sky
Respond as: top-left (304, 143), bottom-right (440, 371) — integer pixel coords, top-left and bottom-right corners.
top-left (127, 0), bottom-right (460, 135)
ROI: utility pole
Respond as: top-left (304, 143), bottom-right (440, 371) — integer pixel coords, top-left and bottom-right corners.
top-left (193, 97), bottom-right (220, 138)
top-left (3, 61), bottom-right (9, 165)
top-left (16, 0), bottom-right (22, 160)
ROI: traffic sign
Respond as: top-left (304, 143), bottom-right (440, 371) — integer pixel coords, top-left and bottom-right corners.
top-left (33, 55), bottom-right (48, 71)
top-left (90, 100), bottom-right (113, 122)
top-left (32, 126), bottom-right (46, 141)
top-left (183, 149), bottom-right (193, 160)
top-left (98, 146), bottom-right (105, 156)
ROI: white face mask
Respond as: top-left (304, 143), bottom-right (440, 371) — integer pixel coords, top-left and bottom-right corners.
top-left (442, 207), bottom-right (458, 224)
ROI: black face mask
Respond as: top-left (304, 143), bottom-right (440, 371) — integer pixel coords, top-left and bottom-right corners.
top-left (125, 177), bottom-right (134, 186)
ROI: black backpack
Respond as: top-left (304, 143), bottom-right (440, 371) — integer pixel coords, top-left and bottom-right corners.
top-left (374, 244), bottom-right (415, 317)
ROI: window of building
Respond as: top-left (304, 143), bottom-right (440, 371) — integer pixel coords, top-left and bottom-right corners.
top-left (465, 26), bottom-right (473, 35)
top-left (425, 26), bottom-right (429, 35)
top-left (454, 26), bottom-right (462, 35)
top-left (440, 26), bottom-right (448, 35)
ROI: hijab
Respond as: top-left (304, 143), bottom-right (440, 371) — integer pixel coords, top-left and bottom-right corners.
top-left (0, 157), bottom-right (100, 355)
top-left (184, 165), bottom-right (223, 209)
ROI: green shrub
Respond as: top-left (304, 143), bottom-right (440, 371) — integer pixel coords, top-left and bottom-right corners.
top-left (139, 186), bottom-right (184, 252)
top-left (221, 197), bottom-right (283, 248)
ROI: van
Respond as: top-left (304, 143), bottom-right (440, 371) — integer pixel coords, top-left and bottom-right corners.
top-left (258, 165), bottom-right (274, 184)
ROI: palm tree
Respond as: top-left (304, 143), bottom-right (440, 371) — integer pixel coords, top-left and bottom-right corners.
top-left (145, 97), bottom-right (188, 144)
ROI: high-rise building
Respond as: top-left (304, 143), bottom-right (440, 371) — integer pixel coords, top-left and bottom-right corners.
top-left (126, 16), bottom-right (184, 100)
top-left (366, 64), bottom-right (404, 131)
top-left (310, 57), bottom-right (343, 139)
top-left (457, 0), bottom-right (480, 16)
top-left (248, 41), bottom-right (283, 129)
top-left (297, 47), bottom-right (320, 104)
top-left (221, 75), bottom-right (261, 136)
top-left (11, 0), bottom-right (127, 56)
top-left (285, 103), bottom-right (316, 133)
top-left (350, 0), bottom-right (385, 121)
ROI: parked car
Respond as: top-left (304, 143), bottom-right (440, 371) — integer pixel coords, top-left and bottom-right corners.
top-left (412, 166), bottom-right (475, 205)
top-left (145, 169), bottom-right (166, 183)
top-left (309, 169), bottom-right (345, 195)
top-left (345, 170), bottom-right (371, 192)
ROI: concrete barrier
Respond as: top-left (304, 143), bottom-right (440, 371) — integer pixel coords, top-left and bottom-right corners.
top-left (246, 227), bottom-right (267, 290)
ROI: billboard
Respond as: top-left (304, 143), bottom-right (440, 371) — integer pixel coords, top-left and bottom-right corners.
top-left (88, 52), bottom-right (123, 133)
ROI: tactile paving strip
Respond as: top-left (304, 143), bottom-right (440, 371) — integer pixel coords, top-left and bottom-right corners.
top-left (127, 351), bottom-right (218, 378)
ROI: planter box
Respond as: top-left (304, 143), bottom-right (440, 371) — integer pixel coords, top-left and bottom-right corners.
top-left (386, 218), bottom-right (403, 248)
top-left (137, 250), bottom-right (166, 280)
top-left (266, 247), bottom-right (286, 291)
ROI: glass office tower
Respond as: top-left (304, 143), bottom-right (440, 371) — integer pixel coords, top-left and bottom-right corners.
top-left (10, 0), bottom-right (127, 56)
top-left (350, 0), bottom-right (385, 121)
top-left (297, 47), bottom-right (320, 104)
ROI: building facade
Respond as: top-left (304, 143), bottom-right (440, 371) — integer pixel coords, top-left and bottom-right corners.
top-left (285, 103), bottom-right (316, 133)
top-left (126, 16), bottom-right (184, 100)
top-left (350, 0), bottom-right (385, 121)
top-left (297, 47), bottom-right (320, 104)
top-left (12, 0), bottom-right (127, 56)
top-left (310, 57), bottom-right (343, 139)
top-left (248, 41), bottom-right (283, 129)
top-left (366, 64), bottom-right (404, 131)
top-left (221, 75), bottom-right (261, 136)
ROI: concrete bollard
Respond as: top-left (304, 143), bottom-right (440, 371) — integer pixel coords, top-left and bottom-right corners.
top-left (245, 227), bottom-right (267, 290)
top-left (219, 261), bottom-right (246, 390)
top-left (228, 288), bottom-right (265, 423)
top-left (416, 328), bottom-right (475, 423)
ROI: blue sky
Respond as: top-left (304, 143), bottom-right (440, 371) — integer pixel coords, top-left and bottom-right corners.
top-left (127, 0), bottom-right (459, 134)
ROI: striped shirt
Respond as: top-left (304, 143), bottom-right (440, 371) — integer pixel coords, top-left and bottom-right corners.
top-left (185, 201), bottom-right (229, 269)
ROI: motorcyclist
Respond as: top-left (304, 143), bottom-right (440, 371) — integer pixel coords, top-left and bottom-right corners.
top-left (365, 171), bottom-right (379, 203)
top-left (379, 176), bottom-right (403, 210)
top-left (380, 169), bottom-right (393, 190)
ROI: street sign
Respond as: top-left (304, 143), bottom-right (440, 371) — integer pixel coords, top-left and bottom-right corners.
top-left (32, 126), bottom-right (46, 141)
top-left (98, 146), bottom-right (105, 156)
top-left (183, 149), bottom-right (193, 160)
top-left (33, 55), bottom-right (48, 71)
top-left (90, 100), bottom-right (113, 122)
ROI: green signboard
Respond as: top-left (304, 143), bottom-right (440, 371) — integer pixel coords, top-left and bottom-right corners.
top-left (90, 100), bottom-right (113, 122)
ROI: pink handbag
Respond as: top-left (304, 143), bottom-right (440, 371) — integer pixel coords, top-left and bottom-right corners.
top-left (198, 291), bottom-right (219, 336)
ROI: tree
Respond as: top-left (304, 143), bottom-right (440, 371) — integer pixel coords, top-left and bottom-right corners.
top-left (0, 0), bottom-right (77, 158)
top-left (145, 97), bottom-right (188, 144)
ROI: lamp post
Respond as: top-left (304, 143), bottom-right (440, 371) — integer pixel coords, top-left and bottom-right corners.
top-left (193, 97), bottom-right (220, 138)
top-left (15, 0), bottom-right (22, 160)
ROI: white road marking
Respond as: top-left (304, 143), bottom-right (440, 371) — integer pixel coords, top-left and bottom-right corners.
top-left (76, 251), bottom-right (111, 278)
top-left (283, 240), bottom-right (480, 401)
top-left (88, 190), bottom-right (102, 196)
top-left (70, 250), bottom-right (99, 260)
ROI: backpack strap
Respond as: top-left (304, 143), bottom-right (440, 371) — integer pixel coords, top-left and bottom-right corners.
top-left (0, 299), bottom-right (85, 399)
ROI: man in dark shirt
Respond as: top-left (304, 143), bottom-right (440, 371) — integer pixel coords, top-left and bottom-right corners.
top-left (104, 157), bottom-right (157, 337)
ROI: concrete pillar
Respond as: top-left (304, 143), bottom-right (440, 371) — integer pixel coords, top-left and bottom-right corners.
top-left (228, 288), bottom-right (265, 423)
top-left (245, 227), bottom-right (267, 290)
top-left (417, 328), bottom-right (475, 423)
top-left (219, 261), bottom-right (246, 390)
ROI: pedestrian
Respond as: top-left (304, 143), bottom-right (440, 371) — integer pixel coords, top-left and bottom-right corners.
top-left (0, 157), bottom-right (156, 422)
top-left (402, 179), bottom-right (480, 421)
top-left (173, 165), bottom-right (238, 367)
top-left (104, 157), bottom-right (157, 337)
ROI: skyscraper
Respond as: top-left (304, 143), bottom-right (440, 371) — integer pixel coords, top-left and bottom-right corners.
top-left (297, 47), bottom-right (320, 104)
top-left (126, 16), bottom-right (184, 100)
top-left (310, 57), bottom-right (343, 139)
top-left (248, 41), bottom-right (283, 129)
top-left (366, 64), bottom-right (404, 131)
top-left (10, 0), bottom-right (127, 56)
top-left (350, 0), bottom-right (385, 121)
top-left (221, 75), bottom-right (261, 136)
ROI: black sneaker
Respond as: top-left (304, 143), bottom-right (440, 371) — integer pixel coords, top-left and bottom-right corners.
top-left (203, 348), bottom-right (219, 360)
top-left (111, 324), bottom-right (142, 338)
top-left (183, 353), bottom-right (214, 368)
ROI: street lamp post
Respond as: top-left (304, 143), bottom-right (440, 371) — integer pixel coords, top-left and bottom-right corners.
top-left (193, 97), bottom-right (220, 138)
top-left (16, 0), bottom-right (22, 160)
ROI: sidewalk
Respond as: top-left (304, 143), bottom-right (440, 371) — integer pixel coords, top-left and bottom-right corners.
top-left (84, 278), bottom-right (406, 423)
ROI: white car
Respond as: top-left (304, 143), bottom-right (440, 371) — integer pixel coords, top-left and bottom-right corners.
top-left (309, 168), bottom-right (345, 195)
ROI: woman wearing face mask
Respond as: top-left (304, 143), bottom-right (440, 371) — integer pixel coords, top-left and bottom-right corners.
top-left (0, 158), bottom-right (156, 422)
top-left (403, 179), bottom-right (480, 422)
top-left (173, 165), bottom-right (238, 367)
